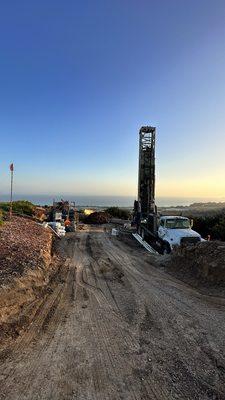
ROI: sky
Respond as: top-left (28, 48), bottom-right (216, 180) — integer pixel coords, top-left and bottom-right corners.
top-left (0, 0), bottom-right (225, 200)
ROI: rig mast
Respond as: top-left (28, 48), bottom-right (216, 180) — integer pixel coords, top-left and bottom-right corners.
top-left (138, 126), bottom-right (156, 217)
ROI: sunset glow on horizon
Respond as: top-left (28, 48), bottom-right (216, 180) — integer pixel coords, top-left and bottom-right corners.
top-left (0, 1), bottom-right (225, 201)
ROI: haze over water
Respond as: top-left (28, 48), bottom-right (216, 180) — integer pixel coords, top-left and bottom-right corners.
top-left (1, 195), bottom-right (224, 208)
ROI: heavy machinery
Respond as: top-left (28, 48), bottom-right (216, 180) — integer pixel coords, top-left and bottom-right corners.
top-left (134, 126), bottom-right (202, 254)
top-left (47, 199), bottom-right (79, 233)
top-left (134, 126), bottom-right (158, 238)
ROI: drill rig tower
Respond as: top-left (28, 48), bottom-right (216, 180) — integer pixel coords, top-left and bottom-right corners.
top-left (138, 126), bottom-right (156, 217)
top-left (134, 125), bottom-right (202, 252)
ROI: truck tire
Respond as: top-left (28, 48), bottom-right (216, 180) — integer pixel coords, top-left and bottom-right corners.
top-left (162, 241), bottom-right (171, 255)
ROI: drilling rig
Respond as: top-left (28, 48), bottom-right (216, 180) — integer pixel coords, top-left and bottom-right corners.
top-left (138, 126), bottom-right (156, 216)
top-left (134, 126), bottom-right (202, 254)
top-left (134, 126), bottom-right (158, 238)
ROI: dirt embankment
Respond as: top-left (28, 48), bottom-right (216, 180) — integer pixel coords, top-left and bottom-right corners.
top-left (0, 217), bottom-right (63, 344)
top-left (118, 232), bottom-right (225, 295)
top-left (160, 241), bottom-right (225, 294)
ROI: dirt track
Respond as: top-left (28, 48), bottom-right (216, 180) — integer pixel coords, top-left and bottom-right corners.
top-left (1, 227), bottom-right (225, 399)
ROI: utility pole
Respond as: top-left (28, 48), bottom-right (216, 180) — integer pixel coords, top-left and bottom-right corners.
top-left (9, 163), bottom-right (14, 220)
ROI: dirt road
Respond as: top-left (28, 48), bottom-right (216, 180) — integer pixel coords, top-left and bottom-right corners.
top-left (1, 228), bottom-right (225, 399)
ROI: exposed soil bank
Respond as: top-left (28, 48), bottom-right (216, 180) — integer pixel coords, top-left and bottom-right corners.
top-left (171, 241), bottom-right (225, 282)
top-left (118, 232), bottom-right (225, 295)
top-left (0, 216), bottom-right (53, 285)
top-left (158, 241), bottom-right (225, 296)
top-left (0, 217), bottom-right (64, 344)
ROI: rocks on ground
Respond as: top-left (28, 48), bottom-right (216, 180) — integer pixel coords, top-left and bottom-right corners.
top-left (0, 216), bottom-right (52, 285)
top-left (0, 216), bottom-right (61, 343)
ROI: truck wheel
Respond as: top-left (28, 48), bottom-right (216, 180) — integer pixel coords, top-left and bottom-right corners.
top-left (162, 242), bottom-right (171, 255)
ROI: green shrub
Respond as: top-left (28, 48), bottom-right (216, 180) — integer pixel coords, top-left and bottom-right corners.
top-left (193, 212), bottom-right (225, 241)
top-left (0, 210), bottom-right (3, 226)
top-left (0, 200), bottom-right (35, 216)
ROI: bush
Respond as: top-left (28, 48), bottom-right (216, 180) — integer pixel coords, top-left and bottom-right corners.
top-left (106, 207), bottom-right (131, 220)
top-left (193, 212), bottom-right (225, 241)
top-left (0, 201), bottom-right (35, 216)
top-left (0, 210), bottom-right (3, 226)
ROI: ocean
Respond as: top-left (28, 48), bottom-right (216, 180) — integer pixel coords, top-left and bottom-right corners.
top-left (0, 194), bottom-right (224, 208)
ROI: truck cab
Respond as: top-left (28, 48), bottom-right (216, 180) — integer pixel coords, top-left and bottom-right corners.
top-left (158, 216), bottom-right (202, 253)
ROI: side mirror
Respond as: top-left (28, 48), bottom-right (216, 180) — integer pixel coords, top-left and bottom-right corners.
top-left (190, 219), bottom-right (194, 228)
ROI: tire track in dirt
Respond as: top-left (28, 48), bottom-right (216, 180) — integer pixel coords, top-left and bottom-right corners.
top-left (0, 254), bottom-right (78, 399)
top-left (102, 234), bottom-right (225, 399)
top-left (80, 233), bottom-right (168, 400)
top-left (1, 229), bottom-right (225, 399)
top-left (71, 234), bottom-right (145, 399)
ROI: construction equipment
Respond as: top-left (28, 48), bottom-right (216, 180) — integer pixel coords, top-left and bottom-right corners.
top-left (48, 199), bottom-right (78, 232)
top-left (134, 126), bottom-right (202, 254)
top-left (138, 126), bottom-right (156, 217)
top-left (133, 126), bottom-right (158, 238)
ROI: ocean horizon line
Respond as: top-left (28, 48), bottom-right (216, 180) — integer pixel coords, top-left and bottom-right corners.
top-left (0, 194), bottom-right (225, 208)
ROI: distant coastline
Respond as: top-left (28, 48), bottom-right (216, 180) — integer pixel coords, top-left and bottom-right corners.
top-left (0, 194), bottom-right (225, 208)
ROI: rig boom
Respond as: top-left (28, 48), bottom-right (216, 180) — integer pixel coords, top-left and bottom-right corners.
top-left (138, 126), bottom-right (156, 217)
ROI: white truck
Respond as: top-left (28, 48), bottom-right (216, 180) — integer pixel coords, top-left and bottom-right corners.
top-left (139, 215), bottom-right (202, 254)
top-left (157, 216), bottom-right (202, 253)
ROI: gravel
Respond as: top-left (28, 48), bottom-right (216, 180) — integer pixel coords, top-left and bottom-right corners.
top-left (0, 216), bottom-right (52, 285)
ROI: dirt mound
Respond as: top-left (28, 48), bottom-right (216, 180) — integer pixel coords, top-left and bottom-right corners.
top-left (168, 241), bottom-right (225, 285)
top-left (85, 211), bottom-right (110, 224)
top-left (0, 216), bottom-right (52, 285)
top-left (0, 217), bottom-right (62, 344)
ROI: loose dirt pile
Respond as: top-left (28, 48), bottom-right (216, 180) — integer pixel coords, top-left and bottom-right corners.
top-left (0, 216), bottom-right (52, 285)
top-left (85, 211), bottom-right (110, 224)
top-left (0, 217), bottom-right (62, 344)
top-left (165, 241), bottom-right (225, 289)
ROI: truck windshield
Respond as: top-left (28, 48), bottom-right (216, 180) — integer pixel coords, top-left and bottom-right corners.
top-left (165, 219), bottom-right (190, 229)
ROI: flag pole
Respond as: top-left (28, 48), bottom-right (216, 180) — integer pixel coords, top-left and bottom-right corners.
top-left (9, 163), bottom-right (14, 220)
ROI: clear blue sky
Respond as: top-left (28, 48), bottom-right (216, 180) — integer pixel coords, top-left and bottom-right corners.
top-left (1, 0), bottom-right (225, 198)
